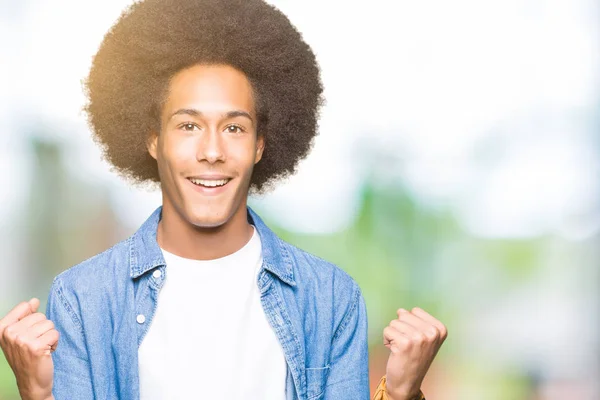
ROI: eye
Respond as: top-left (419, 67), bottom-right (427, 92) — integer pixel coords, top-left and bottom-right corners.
top-left (179, 123), bottom-right (198, 131)
top-left (225, 124), bottom-right (245, 134)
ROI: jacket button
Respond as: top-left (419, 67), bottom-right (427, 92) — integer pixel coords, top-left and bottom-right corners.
top-left (136, 314), bottom-right (146, 324)
top-left (153, 270), bottom-right (162, 279)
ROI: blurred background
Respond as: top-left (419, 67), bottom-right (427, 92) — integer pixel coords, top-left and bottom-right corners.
top-left (0, 0), bottom-right (598, 398)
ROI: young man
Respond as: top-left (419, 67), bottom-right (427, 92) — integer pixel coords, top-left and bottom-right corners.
top-left (0, 0), bottom-right (447, 399)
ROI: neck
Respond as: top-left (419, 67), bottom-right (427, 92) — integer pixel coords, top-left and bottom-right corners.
top-left (157, 202), bottom-right (254, 261)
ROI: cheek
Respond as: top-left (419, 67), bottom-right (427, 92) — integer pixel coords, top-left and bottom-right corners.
top-left (161, 134), bottom-right (197, 166)
top-left (229, 139), bottom-right (259, 167)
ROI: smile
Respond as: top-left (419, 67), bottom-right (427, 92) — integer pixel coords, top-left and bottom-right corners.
top-left (188, 178), bottom-right (231, 188)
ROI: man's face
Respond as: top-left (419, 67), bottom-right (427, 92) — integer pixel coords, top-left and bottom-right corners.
top-left (148, 64), bottom-right (264, 228)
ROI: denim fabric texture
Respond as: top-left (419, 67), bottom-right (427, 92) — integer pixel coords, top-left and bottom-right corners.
top-left (47, 206), bottom-right (370, 400)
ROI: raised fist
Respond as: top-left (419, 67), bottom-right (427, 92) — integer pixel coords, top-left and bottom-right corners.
top-left (0, 298), bottom-right (58, 400)
top-left (383, 307), bottom-right (447, 400)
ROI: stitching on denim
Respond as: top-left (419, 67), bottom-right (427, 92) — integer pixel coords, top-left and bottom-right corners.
top-left (128, 235), bottom-right (137, 277)
top-left (53, 278), bottom-right (84, 333)
top-left (262, 279), bottom-right (305, 397)
top-left (277, 238), bottom-right (294, 282)
top-left (324, 376), bottom-right (367, 390)
top-left (138, 277), bottom-right (159, 347)
top-left (332, 282), bottom-right (360, 342)
top-left (306, 365), bottom-right (331, 399)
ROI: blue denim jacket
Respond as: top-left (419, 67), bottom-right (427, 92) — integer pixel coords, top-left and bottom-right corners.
top-left (46, 206), bottom-right (370, 400)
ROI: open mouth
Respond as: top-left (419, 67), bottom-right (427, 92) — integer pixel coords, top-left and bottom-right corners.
top-left (187, 178), bottom-right (231, 189)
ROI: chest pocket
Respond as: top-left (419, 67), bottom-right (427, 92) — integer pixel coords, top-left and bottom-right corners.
top-left (305, 365), bottom-right (330, 400)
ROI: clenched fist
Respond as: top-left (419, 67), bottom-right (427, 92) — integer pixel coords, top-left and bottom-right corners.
top-left (0, 298), bottom-right (58, 400)
top-left (383, 307), bottom-right (447, 400)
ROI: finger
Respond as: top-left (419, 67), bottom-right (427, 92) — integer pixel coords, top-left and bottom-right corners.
top-left (37, 329), bottom-right (60, 355)
top-left (1, 313), bottom-right (48, 345)
top-left (411, 307), bottom-right (448, 338)
top-left (28, 298), bottom-right (40, 314)
top-left (397, 309), bottom-right (440, 339)
top-left (383, 325), bottom-right (404, 346)
top-left (0, 301), bottom-right (36, 334)
top-left (383, 326), bottom-right (412, 355)
top-left (389, 319), bottom-right (420, 338)
top-left (11, 313), bottom-right (47, 331)
top-left (27, 319), bottom-right (55, 340)
top-left (409, 307), bottom-right (441, 328)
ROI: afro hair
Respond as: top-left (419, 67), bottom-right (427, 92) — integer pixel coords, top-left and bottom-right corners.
top-left (84, 0), bottom-right (324, 192)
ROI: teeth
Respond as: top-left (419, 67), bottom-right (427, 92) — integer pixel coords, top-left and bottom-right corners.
top-left (190, 178), bottom-right (229, 187)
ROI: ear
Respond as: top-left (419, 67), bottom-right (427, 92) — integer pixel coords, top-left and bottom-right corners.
top-left (255, 134), bottom-right (265, 164)
top-left (147, 132), bottom-right (158, 160)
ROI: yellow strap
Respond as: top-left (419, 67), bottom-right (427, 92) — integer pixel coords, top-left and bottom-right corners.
top-left (372, 376), bottom-right (425, 400)
top-left (373, 375), bottom-right (389, 400)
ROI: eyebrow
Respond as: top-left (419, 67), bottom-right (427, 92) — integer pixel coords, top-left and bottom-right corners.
top-left (168, 108), bottom-right (254, 124)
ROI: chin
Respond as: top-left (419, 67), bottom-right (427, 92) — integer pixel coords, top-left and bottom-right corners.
top-left (185, 206), bottom-right (233, 229)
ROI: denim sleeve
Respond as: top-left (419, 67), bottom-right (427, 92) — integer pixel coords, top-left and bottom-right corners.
top-left (46, 277), bottom-right (94, 399)
top-left (322, 283), bottom-right (370, 399)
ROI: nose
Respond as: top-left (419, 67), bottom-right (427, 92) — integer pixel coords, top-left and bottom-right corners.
top-left (196, 128), bottom-right (225, 164)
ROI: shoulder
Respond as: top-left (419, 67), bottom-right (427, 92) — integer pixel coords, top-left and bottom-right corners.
top-left (275, 238), bottom-right (367, 348)
top-left (283, 239), bottom-right (358, 288)
top-left (250, 207), bottom-right (359, 295)
top-left (47, 237), bottom-right (133, 326)
top-left (52, 237), bottom-right (131, 295)
top-left (278, 238), bottom-right (363, 310)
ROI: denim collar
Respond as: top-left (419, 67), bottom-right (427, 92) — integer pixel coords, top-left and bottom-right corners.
top-left (128, 206), bottom-right (296, 287)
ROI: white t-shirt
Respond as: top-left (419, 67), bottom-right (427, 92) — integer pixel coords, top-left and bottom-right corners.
top-left (138, 227), bottom-right (287, 399)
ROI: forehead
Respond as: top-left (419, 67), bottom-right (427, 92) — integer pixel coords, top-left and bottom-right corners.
top-left (163, 64), bottom-right (255, 117)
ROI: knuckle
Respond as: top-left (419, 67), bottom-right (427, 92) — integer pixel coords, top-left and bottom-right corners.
top-left (413, 332), bottom-right (426, 343)
top-left (440, 324), bottom-right (448, 337)
top-left (390, 344), bottom-right (403, 355)
top-left (14, 334), bottom-right (27, 348)
top-left (31, 342), bottom-right (44, 353)
top-left (425, 327), bottom-right (440, 340)
top-left (3, 325), bottom-right (16, 340)
top-left (384, 326), bottom-right (400, 341)
top-left (399, 335), bottom-right (412, 348)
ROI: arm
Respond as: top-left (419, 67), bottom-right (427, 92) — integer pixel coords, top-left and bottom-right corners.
top-left (46, 277), bottom-right (94, 399)
top-left (321, 283), bottom-right (370, 399)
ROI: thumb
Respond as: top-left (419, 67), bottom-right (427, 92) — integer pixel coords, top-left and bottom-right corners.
top-left (28, 298), bottom-right (40, 313)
